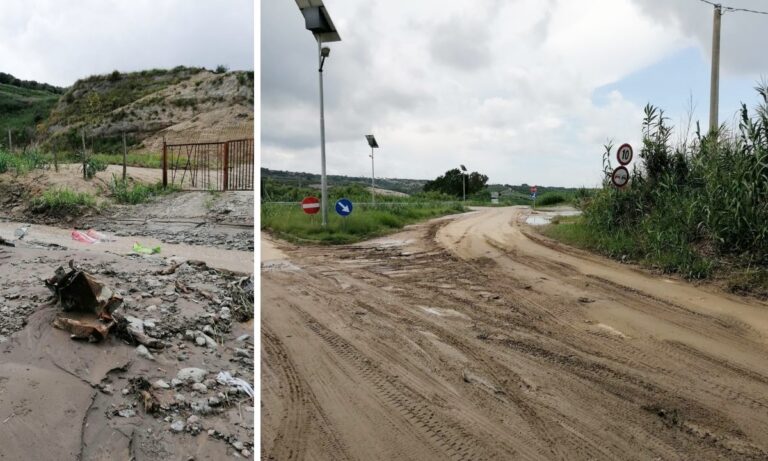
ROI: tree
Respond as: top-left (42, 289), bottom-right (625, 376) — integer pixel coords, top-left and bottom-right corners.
top-left (423, 168), bottom-right (488, 197)
top-left (214, 65), bottom-right (229, 74)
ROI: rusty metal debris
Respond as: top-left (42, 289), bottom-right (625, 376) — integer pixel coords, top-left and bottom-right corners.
top-left (45, 260), bottom-right (123, 318)
top-left (45, 260), bottom-right (123, 342)
top-left (52, 317), bottom-right (115, 342)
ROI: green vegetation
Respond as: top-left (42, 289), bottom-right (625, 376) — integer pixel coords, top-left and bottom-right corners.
top-left (108, 175), bottom-right (179, 204)
top-left (424, 168), bottom-right (488, 197)
top-left (92, 152), bottom-right (163, 168)
top-left (83, 156), bottom-right (107, 179)
top-left (0, 77), bottom-right (61, 149)
top-left (261, 182), bottom-right (465, 244)
top-left (31, 188), bottom-right (96, 213)
top-left (543, 86), bottom-right (768, 296)
top-left (0, 148), bottom-right (49, 175)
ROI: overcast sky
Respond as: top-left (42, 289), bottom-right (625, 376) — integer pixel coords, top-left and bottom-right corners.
top-left (0, 0), bottom-right (254, 87)
top-left (261, 0), bottom-right (768, 187)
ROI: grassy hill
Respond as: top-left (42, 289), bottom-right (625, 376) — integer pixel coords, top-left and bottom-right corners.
top-left (1, 67), bottom-right (254, 154)
top-left (44, 66), bottom-right (254, 153)
top-left (0, 73), bottom-right (63, 149)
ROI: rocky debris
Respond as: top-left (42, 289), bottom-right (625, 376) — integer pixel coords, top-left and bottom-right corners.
top-left (1, 253), bottom-right (254, 459)
top-left (136, 345), bottom-right (155, 361)
top-left (170, 420), bottom-right (185, 432)
top-left (177, 368), bottom-right (208, 384)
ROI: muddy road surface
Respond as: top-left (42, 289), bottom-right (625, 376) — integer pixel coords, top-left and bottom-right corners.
top-left (0, 191), bottom-right (255, 460)
top-left (261, 206), bottom-right (768, 460)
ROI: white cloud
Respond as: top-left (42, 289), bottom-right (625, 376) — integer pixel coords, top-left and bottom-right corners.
top-left (262, 0), bottom-right (758, 187)
top-left (0, 0), bottom-right (253, 87)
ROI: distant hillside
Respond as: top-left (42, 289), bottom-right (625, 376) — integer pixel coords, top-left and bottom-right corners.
top-left (262, 168), bottom-right (429, 195)
top-left (43, 66), bottom-right (254, 152)
top-left (0, 73), bottom-right (64, 149)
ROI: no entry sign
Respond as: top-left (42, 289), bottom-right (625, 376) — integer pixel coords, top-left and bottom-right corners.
top-left (616, 143), bottom-right (633, 166)
top-left (530, 185), bottom-right (537, 193)
top-left (301, 196), bottom-right (320, 214)
top-left (612, 166), bottom-right (630, 188)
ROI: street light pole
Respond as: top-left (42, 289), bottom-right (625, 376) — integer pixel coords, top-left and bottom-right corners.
top-left (370, 146), bottom-right (375, 205)
top-left (460, 164), bottom-right (467, 201)
top-left (365, 134), bottom-right (379, 206)
top-left (318, 38), bottom-right (328, 227)
top-left (296, 1), bottom-right (340, 228)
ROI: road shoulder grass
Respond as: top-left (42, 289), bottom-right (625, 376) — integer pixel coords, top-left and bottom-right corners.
top-left (538, 215), bottom-right (768, 300)
top-left (262, 202), bottom-right (466, 244)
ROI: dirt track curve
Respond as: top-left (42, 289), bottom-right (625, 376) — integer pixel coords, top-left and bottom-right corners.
top-left (261, 206), bottom-right (768, 460)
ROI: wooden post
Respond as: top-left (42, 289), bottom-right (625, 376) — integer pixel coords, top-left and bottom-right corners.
top-left (162, 139), bottom-right (168, 188)
top-left (53, 143), bottom-right (59, 172)
top-left (7, 129), bottom-right (11, 152)
top-left (81, 130), bottom-right (87, 179)
top-left (122, 132), bottom-right (127, 181)
top-left (222, 141), bottom-right (229, 192)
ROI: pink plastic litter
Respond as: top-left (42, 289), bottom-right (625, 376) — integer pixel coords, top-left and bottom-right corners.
top-left (71, 230), bottom-right (97, 244)
top-left (86, 229), bottom-right (115, 242)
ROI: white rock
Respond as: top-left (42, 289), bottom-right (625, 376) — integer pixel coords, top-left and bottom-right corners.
top-left (177, 367), bottom-right (207, 383)
top-left (170, 420), bottom-right (184, 432)
top-left (136, 345), bottom-right (155, 361)
top-left (153, 379), bottom-right (170, 389)
top-left (192, 383), bottom-right (208, 393)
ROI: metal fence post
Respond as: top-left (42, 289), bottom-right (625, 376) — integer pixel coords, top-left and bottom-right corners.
top-left (223, 141), bottom-right (229, 191)
top-left (162, 140), bottom-right (168, 187)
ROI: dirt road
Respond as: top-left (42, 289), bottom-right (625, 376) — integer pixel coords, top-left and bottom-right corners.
top-left (261, 206), bottom-right (768, 460)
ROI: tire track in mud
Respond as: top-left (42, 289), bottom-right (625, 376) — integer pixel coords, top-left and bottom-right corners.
top-left (261, 326), bottom-right (352, 461)
top-left (289, 302), bottom-right (511, 461)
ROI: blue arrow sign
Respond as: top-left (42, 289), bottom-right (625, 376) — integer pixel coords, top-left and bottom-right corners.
top-left (335, 198), bottom-right (353, 217)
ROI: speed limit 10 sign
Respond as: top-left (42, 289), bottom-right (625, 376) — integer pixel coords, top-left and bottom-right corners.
top-left (612, 166), bottom-right (630, 188)
top-left (617, 143), bottom-right (633, 165)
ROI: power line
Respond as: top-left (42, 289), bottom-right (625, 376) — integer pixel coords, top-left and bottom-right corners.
top-left (696, 0), bottom-right (768, 15)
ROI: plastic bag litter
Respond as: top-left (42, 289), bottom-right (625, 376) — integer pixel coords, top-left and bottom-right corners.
top-left (216, 371), bottom-right (253, 398)
top-left (14, 224), bottom-right (30, 240)
top-left (133, 242), bottom-right (161, 254)
top-left (87, 229), bottom-right (116, 242)
top-left (72, 230), bottom-right (98, 244)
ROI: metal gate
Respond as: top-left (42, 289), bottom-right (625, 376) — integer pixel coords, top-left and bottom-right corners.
top-left (162, 139), bottom-right (254, 191)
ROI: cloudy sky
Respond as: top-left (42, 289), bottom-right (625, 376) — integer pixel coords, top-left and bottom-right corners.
top-left (0, 0), bottom-right (254, 87)
top-left (261, 0), bottom-right (768, 187)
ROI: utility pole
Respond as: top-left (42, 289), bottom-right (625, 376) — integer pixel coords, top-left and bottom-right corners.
top-left (709, 3), bottom-right (722, 134)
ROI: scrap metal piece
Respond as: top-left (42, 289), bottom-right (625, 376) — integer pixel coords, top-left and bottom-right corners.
top-left (53, 317), bottom-right (115, 342)
top-left (45, 261), bottom-right (123, 318)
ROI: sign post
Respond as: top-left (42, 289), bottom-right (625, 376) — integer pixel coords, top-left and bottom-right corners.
top-left (611, 166), bottom-right (630, 188)
top-left (335, 197), bottom-right (353, 230)
top-left (530, 185), bottom-right (538, 209)
top-left (611, 143), bottom-right (633, 188)
top-left (302, 196), bottom-right (321, 224)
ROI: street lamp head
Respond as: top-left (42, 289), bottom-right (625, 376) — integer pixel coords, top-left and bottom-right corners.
top-left (321, 47), bottom-right (331, 57)
top-left (295, 1), bottom-right (341, 43)
top-left (365, 134), bottom-right (379, 148)
top-left (460, 164), bottom-right (467, 172)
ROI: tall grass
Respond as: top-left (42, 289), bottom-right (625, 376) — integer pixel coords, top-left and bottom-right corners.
top-left (31, 188), bottom-right (96, 212)
top-left (572, 85), bottom-right (768, 283)
top-left (262, 201), bottom-right (465, 244)
top-left (109, 175), bottom-right (179, 204)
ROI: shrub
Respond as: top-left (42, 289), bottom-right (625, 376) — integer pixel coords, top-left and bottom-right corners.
top-left (31, 188), bottom-right (95, 213)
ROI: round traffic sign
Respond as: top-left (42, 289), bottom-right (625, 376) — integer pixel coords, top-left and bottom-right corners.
top-left (301, 196), bottom-right (320, 215)
top-left (335, 198), bottom-right (353, 217)
top-left (616, 143), bottom-right (633, 166)
top-left (612, 166), bottom-right (630, 188)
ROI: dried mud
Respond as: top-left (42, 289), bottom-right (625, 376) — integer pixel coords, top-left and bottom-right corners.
top-left (261, 206), bottom-right (768, 460)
